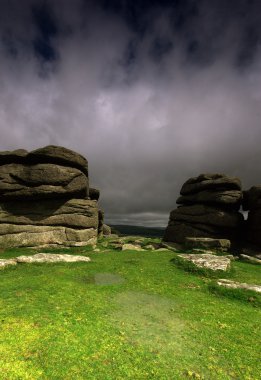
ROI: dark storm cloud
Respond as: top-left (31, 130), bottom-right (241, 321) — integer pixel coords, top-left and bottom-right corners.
top-left (0, 0), bottom-right (261, 226)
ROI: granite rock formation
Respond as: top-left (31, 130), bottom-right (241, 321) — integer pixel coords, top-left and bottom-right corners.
top-left (243, 186), bottom-right (261, 245)
top-left (164, 173), bottom-right (244, 244)
top-left (0, 146), bottom-right (102, 248)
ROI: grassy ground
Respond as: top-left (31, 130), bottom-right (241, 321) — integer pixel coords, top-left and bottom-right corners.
top-left (0, 239), bottom-right (260, 380)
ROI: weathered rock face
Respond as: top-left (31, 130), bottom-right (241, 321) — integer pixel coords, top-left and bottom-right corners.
top-left (180, 173), bottom-right (241, 195)
top-left (103, 224), bottom-right (112, 236)
top-left (243, 186), bottom-right (261, 245)
top-left (0, 163), bottom-right (88, 200)
top-left (164, 173), bottom-right (243, 244)
top-left (0, 146), bottom-right (101, 248)
top-left (185, 237), bottom-right (231, 252)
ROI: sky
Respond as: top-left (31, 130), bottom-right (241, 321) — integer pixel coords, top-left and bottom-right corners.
top-left (0, 0), bottom-right (260, 227)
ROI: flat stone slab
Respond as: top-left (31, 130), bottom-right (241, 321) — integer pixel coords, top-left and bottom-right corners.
top-left (16, 253), bottom-right (91, 263)
top-left (185, 237), bottom-right (231, 251)
top-left (239, 254), bottom-right (261, 265)
top-left (0, 253), bottom-right (91, 268)
top-left (177, 253), bottom-right (231, 271)
top-left (0, 258), bottom-right (17, 268)
top-left (121, 244), bottom-right (144, 251)
top-left (217, 279), bottom-right (261, 293)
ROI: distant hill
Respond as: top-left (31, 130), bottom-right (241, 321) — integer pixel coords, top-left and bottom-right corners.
top-left (110, 225), bottom-right (165, 238)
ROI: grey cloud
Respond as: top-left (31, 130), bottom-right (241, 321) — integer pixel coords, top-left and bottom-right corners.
top-left (0, 0), bottom-right (260, 227)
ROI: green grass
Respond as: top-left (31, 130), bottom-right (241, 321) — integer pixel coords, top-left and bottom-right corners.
top-left (0, 241), bottom-right (260, 380)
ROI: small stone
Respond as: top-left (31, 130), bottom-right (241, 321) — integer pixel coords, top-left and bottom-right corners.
top-left (0, 259), bottom-right (17, 268)
top-left (217, 279), bottom-right (261, 293)
top-left (144, 244), bottom-right (156, 250)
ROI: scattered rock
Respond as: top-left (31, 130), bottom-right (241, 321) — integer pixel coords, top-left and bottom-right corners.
top-left (144, 244), bottom-right (156, 250)
top-left (239, 254), bottom-right (261, 265)
top-left (16, 253), bottom-right (91, 263)
top-left (160, 242), bottom-right (183, 251)
top-left (110, 243), bottom-right (123, 250)
top-left (0, 258), bottom-right (17, 268)
top-left (122, 244), bottom-right (144, 251)
top-left (103, 234), bottom-right (118, 239)
top-left (217, 279), bottom-right (261, 293)
top-left (177, 253), bottom-right (231, 271)
top-left (103, 224), bottom-right (112, 236)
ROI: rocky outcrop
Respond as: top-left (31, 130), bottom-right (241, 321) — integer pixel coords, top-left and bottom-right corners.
top-left (0, 146), bottom-right (102, 248)
top-left (164, 173), bottom-right (244, 245)
top-left (243, 186), bottom-right (261, 245)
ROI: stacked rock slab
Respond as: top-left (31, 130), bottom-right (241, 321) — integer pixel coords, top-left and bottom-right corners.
top-left (243, 186), bottom-right (261, 245)
top-left (0, 146), bottom-right (100, 248)
top-left (163, 173), bottom-right (244, 244)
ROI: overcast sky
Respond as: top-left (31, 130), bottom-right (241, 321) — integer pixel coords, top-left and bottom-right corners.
top-left (0, 0), bottom-right (260, 226)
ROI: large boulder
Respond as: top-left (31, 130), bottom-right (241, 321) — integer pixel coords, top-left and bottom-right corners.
top-left (0, 146), bottom-right (102, 248)
top-left (163, 173), bottom-right (243, 245)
